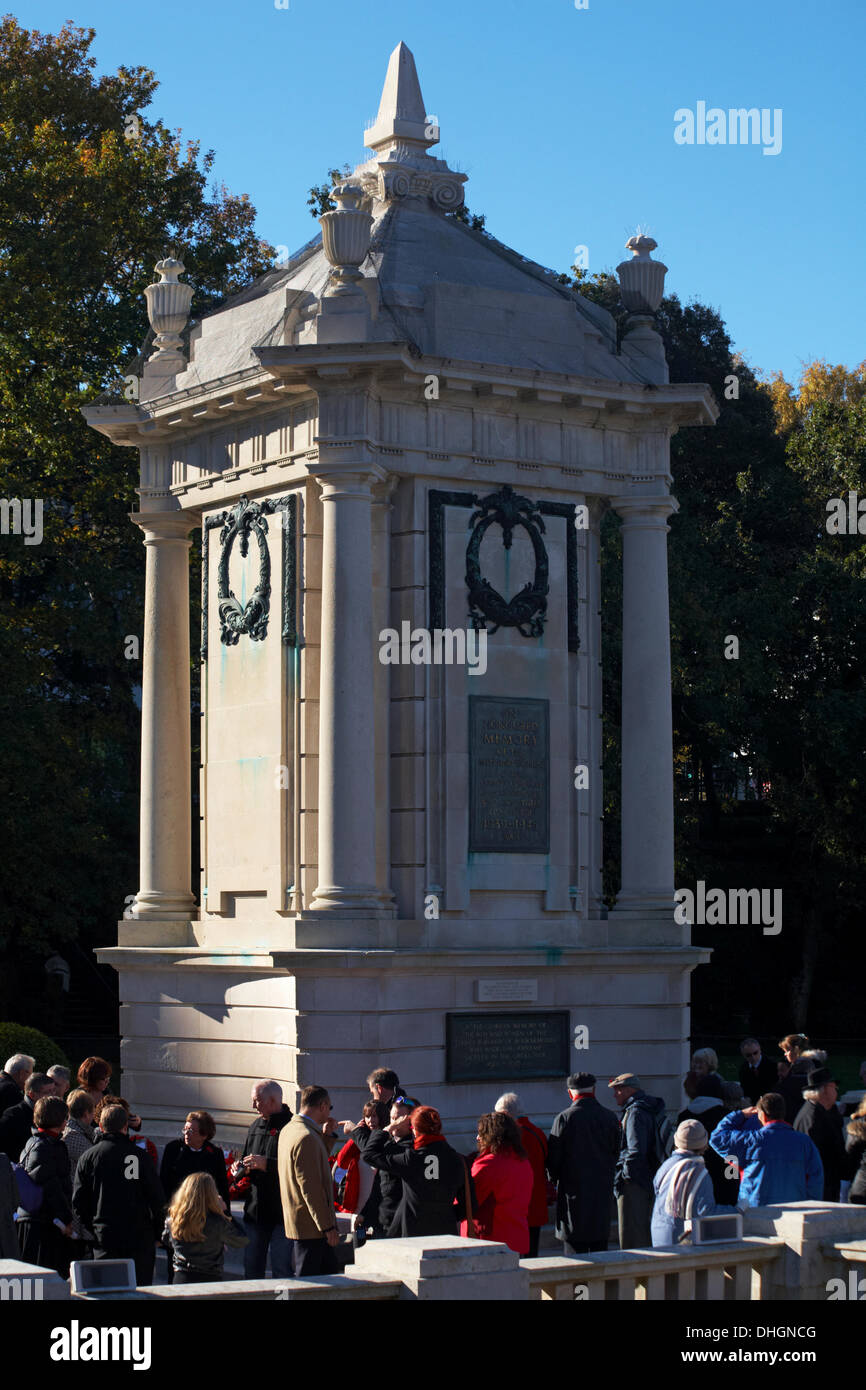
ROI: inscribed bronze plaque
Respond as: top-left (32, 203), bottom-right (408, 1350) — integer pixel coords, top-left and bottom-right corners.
top-left (468, 696), bottom-right (549, 853)
top-left (446, 1011), bottom-right (569, 1083)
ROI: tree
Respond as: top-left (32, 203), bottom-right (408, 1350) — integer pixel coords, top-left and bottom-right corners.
top-left (0, 18), bottom-right (274, 1022)
top-left (761, 360), bottom-right (866, 435)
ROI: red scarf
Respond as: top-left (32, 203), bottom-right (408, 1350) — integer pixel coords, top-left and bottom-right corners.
top-left (413, 1133), bottom-right (447, 1150)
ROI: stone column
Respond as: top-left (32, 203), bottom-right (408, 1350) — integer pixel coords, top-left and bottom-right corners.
top-left (612, 496), bottom-right (677, 915)
top-left (308, 466), bottom-right (392, 916)
top-left (129, 510), bottom-right (198, 921)
top-left (371, 479), bottom-right (398, 913)
top-left (585, 497), bottom-right (606, 918)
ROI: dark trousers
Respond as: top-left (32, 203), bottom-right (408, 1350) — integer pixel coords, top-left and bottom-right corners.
top-left (243, 1217), bottom-right (295, 1279)
top-left (17, 1219), bottom-right (71, 1277)
top-left (617, 1183), bottom-right (654, 1250)
top-left (294, 1236), bottom-right (339, 1277)
top-left (527, 1226), bottom-right (541, 1258)
top-left (94, 1236), bottom-right (155, 1287)
top-left (174, 1268), bottom-right (220, 1284)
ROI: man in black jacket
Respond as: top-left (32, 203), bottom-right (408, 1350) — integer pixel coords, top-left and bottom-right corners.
top-left (794, 1067), bottom-right (853, 1202)
top-left (72, 1104), bottom-right (165, 1285)
top-left (0, 1072), bottom-right (55, 1161)
top-left (738, 1039), bottom-right (779, 1106)
top-left (0, 1053), bottom-right (34, 1117)
top-left (547, 1073), bottom-right (620, 1254)
top-left (610, 1072), bottom-right (669, 1249)
top-left (356, 1097), bottom-right (416, 1235)
top-left (363, 1106), bottom-right (467, 1237)
top-left (230, 1079), bottom-right (294, 1278)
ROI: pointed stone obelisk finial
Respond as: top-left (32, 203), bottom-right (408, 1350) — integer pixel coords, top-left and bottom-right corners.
top-left (364, 41), bottom-right (438, 154)
top-left (356, 42), bottom-right (464, 210)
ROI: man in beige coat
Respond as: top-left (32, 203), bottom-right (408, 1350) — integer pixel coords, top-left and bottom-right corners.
top-left (278, 1084), bottom-right (341, 1276)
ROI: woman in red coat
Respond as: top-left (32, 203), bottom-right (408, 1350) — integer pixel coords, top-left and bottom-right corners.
top-left (496, 1093), bottom-right (550, 1256)
top-left (462, 1112), bottom-right (533, 1256)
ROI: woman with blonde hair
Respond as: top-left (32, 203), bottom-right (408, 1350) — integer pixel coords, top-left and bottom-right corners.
top-left (163, 1171), bottom-right (248, 1283)
top-left (845, 1095), bottom-right (866, 1205)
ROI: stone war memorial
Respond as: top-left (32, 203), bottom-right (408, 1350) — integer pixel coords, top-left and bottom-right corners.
top-left (84, 43), bottom-right (718, 1149)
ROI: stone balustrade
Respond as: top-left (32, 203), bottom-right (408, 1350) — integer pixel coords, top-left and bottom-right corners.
top-left (5, 1203), bottom-right (866, 1303)
top-left (523, 1239), bottom-right (783, 1301)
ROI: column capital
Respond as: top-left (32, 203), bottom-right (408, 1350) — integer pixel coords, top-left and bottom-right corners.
top-left (130, 509), bottom-right (200, 544)
top-left (371, 474), bottom-right (399, 507)
top-left (611, 494), bottom-right (678, 530)
top-left (314, 463), bottom-right (390, 502)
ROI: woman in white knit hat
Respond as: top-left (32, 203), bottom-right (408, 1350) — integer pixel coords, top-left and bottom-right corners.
top-left (651, 1119), bottom-right (736, 1248)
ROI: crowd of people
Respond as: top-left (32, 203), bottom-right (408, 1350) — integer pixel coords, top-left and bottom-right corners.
top-left (0, 1040), bottom-right (863, 1284)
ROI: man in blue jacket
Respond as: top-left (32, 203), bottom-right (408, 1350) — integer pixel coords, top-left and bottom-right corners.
top-left (709, 1092), bottom-right (824, 1206)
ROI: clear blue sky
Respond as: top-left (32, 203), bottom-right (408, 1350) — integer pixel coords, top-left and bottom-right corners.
top-left (18, 0), bottom-right (866, 383)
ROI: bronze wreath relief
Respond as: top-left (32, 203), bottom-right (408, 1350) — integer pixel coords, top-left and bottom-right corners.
top-left (465, 485), bottom-right (549, 639)
top-left (217, 496), bottom-right (273, 645)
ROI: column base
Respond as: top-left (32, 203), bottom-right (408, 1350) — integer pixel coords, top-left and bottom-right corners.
top-left (613, 890), bottom-right (677, 916)
top-left (302, 884), bottom-right (396, 919)
top-left (131, 890), bottom-right (198, 921)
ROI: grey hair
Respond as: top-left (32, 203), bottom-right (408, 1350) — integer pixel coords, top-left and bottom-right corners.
top-left (4, 1054), bottom-right (34, 1078)
top-left (740, 1037), bottom-right (761, 1050)
top-left (802, 1088), bottom-right (820, 1102)
top-left (255, 1079), bottom-right (282, 1102)
top-left (47, 1065), bottom-right (70, 1082)
top-left (494, 1092), bottom-right (520, 1117)
top-left (692, 1047), bottom-right (719, 1072)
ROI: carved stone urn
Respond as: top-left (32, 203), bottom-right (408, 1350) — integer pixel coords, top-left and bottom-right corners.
top-left (319, 183), bottom-right (373, 296)
top-left (144, 256), bottom-right (194, 367)
top-left (616, 234), bottom-right (668, 316)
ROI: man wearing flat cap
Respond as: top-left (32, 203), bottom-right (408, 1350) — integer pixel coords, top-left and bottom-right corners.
top-left (547, 1073), bottom-right (620, 1255)
top-left (609, 1071), bottom-right (670, 1249)
top-left (794, 1067), bottom-right (854, 1201)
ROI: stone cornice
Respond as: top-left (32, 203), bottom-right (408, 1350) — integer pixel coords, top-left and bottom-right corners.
top-left (96, 943), bottom-right (712, 972)
top-left (83, 344), bottom-right (717, 449)
top-left (256, 345), bottom-right (718, 428)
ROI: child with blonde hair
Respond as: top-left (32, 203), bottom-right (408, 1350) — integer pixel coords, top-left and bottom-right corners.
top-left (163, 1171), bottom-right (248, 1283)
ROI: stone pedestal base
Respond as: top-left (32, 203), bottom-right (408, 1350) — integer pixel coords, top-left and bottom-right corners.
top-left (353, 1235), bottom-right (528, 1300)
top-left (98, 924), bottom-right (708, 1152)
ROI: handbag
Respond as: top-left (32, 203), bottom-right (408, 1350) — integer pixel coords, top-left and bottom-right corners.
top-left (12, 1162), bottom-right (43, 1216)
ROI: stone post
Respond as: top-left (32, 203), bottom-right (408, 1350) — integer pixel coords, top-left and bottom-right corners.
top-left (611, 496), bottom-right (677, 917)
top-left (743, 1202), bottom-right (866, 1300)
top-left (353, 1235), bottom-right (529, 1300)
top-left (129, 510), bottom-right (197, 922)
top-left (308, 466), bottom-right (393, 916)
